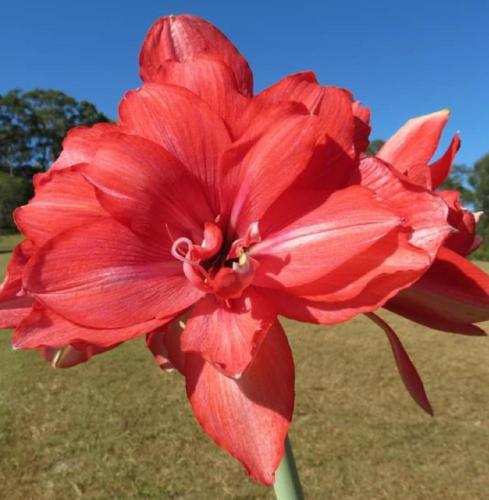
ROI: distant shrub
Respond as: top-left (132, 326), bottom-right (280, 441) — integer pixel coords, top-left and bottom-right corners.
top-left (0, 171), bottom-right (32, 232)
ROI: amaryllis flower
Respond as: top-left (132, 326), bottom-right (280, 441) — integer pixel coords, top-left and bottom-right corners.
top-left (0, 14), bottom-right (475, 485)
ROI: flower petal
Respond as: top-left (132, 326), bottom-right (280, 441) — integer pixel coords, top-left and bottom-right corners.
top-left (49, 123), bottom-right (118, 173)
top-left (38, 343), bottom-right (113, 369)
top-left (354, 156), bottom-right (451, 259)
top-left (15, 166), bottom-right (107, 246)
top-left (140, 57), bottom-right (248, 132)
top-left (147, 318), bottom-right (186, 375)
top-left (221, 107), bottom-right (321, 234)
top-left (378, 110), bottom-right (450, 188)
top-left (0, 296), bottom-right (33, 329)
top-left (246, 72), bottom-right (356, 158)
top-left (251, 186), bottom-right (402, 289)
top-left (386, 247), bottom-right (489, 335)
top-left (181, 288), bottom-right (276, 378)
top-left (140, 15), bottom-right (253, 96)
top-left (185, 320), bottom-right (294, 486)
top-left (24, 219), bottom-right (203, 328)
top-left (430, 133), bottom-right (461, 189)
top-left (366, 312), bottom-right (433, 415)
top-left (439, 190), bottom-right (477, 256)
top-left (13, 302), bottom-right (169, 350)
top-left (119, 83), bottom-right (231, 212)
top-left (79, 132), bottom-right (214, 239)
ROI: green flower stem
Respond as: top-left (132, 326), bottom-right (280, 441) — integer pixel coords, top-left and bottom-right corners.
top-left (273, 435), bottom-right (305, 500)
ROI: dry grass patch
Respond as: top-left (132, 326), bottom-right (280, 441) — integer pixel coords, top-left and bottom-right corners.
top-left (0, 238), bottom-right (488, 499)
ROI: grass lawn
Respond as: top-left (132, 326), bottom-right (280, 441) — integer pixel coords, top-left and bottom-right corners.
top-left (1, 235), bottom-right (488, 499)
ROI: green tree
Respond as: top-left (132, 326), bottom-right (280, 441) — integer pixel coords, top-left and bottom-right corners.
top-left (470, 154), bottom-right (489, 260)
top-left (0, 88), bottom-right (110, 173)
top-left (439, 163), bottom-right (475, 205)
top-left (0, 171), bottom-right (33, 232)
top-left (367, 139), bottom-right (385, 156)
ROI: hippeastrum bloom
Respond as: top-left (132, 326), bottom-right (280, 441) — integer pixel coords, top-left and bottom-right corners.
top-left (0, 14), bottom-right (480, 484)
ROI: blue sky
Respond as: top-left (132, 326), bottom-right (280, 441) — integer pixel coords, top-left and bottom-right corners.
top-left (1, 0), bottom-right (488, 166)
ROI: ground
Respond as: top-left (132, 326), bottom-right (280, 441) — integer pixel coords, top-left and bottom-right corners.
top-left (1, 234), bottom-right (488, 499)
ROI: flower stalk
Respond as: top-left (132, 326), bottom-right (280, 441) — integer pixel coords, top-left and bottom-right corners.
top-left (273, 436), bottom-right (304, 500)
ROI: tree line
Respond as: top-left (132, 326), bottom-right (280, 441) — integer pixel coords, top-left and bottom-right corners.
top-left (0, 89), bottom-right (488, 259)
top-left (0, 89), bottom-right (110, 231)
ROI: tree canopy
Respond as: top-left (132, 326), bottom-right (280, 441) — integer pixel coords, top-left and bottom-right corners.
top-left (0, 89), bottom-right (110, 174)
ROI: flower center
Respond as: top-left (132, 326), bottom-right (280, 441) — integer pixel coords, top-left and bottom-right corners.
top-left (170, 221), bottom-right (260, 300)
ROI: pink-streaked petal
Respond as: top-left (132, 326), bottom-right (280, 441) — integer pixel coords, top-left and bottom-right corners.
top-left (15, 166), bottom-right (107, 246)
top-left (355, 156), bottom-right (451, 259)
top-left (251, 186), bottom-right (402, 289)
top-left (13, 302), bottom-right (169, 350)
top-left (221, 108), bottom-right (321, 234)
top-left (119, 83), bottom-right (231, 212)
top-left (181, 288), bottom-right (276, 378)
top-left (140, 15), bottom-right (253, 96)
top-left (49, 123), bottom-right (118, 173)
top-left (0, 296), bottom-right (33, 329)
top-left (430, 133), bottom-right (461, 189)
top-left (185, 320), bottom-right (294, 486)
top-left (246, 73), bottom-right (356, 158)
top-left (378, 110), bottom-right (450, 188)
top-left (143, 57), bottom-right (248, 133)
top-left (79, 133), bottom-right (214, 239)
top-left (366, 312), bottom-right (433, 415)
top-left (24, 219), bottom-right (203, 329)
top-left (386, 247), bottom-right (489, 335)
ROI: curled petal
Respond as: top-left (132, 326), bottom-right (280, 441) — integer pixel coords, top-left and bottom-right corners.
top-left (38, 343), bottom-right (114, 369)
top-left (430, 133), bottom-right (461, 189)
top-left (378, 109), bottom-right (450, 188)
top-left (366, 312), bottom-right (433, 415)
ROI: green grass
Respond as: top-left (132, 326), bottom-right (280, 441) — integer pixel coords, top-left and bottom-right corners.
top-left (1, 239), bottom-right (488, 499)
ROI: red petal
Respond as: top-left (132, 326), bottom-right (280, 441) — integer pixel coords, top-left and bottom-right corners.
top-left (439, 190), bottom-right (477, 256)
top-left (355, 156), bottom-right (451, 259)
top-left (246, 73), bottom-right (356, 158)
top-left (251, 186), bottom-right (402, 289)
top-left (79, 132), bottom-right (214, 239)
top-left (221, 107), bottom-right (321, 234)
top-left (49, 123), bottom-right (118, 173)
top-left (430, 133), bottom-right (461, 189)
top-left (142, 57), bottom-right (248, 132)
top-left (185, 320), bottom-right (294, 486)
top-left (140, 15), bottom-right (253, 96)
top-left (181, 288), bottom-right (276, 378)
top-left (0, 240), bottom-right (33, 299)
top-left (119, 83), bottom-right (230, 212)
top-left (0, 241), bottom-right (34, 328)
top-left (38, 343), bottom-right (113, 369)
top-left (0, 296), bottom-right (33, 328)
top-left (352, 100), bottom-right (371, 155)
top-left (366, 312), bottom-right (433, 415)
top-left (13, 302), bottom-right (168, 350)
top-left (24, 219), bottom-right (202, 328)
top-left (386, 247), bottom-right (489, 335)
top-left (15, 166), bottom-right (107, 246)
top-left (378, 110), bottom-right (450, 188)
top-left (147, 318), bottom-right (186, 375)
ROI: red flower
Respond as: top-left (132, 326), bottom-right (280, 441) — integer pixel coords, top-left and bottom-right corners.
top-left (0, 14), bottom-right (474, 484)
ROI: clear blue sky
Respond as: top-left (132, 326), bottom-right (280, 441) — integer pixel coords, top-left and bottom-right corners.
top-left (1, 0), bottom-right (488, 166)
